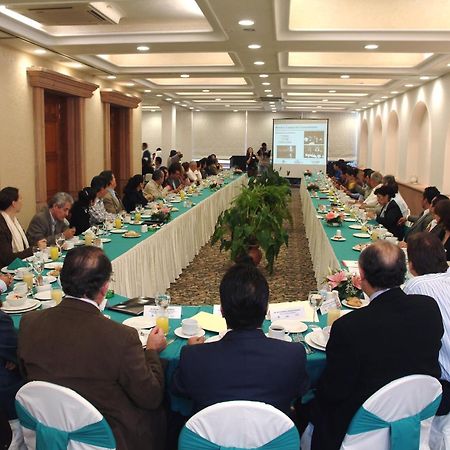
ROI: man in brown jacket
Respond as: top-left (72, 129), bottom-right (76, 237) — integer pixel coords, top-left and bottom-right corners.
top-left (18, 246), bottom-right (167, 450)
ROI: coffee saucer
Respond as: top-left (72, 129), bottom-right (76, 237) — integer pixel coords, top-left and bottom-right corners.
top-left (265, 333), bottom-right (293, 342)
top-left (174, 327), bottom-right (205, 339)
top-left (331, 236), bottom-right (346, 241)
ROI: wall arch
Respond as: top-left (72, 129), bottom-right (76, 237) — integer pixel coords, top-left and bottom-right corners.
top-left (385, 111), bottom-right (399, 175)
top-left (443, 125), bottom-right (450, 194)
top-left (406, 102), bottom-right (431, 185)
top-left (371, 116), bottom-right (383, 171)
top-left (359, 119), bottom-right (368, 166)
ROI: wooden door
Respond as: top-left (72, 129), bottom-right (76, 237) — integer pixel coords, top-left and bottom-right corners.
top-left (110, 105), bottom-right (130, 196)
top-left (45, 93), bottom-right (68, 200)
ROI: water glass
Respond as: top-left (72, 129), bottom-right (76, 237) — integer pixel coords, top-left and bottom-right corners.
top-left (308, 290), bottom-right (324, 322)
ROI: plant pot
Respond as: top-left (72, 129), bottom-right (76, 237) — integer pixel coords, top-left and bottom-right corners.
top-left (247, 245), bottom-right (262, 266)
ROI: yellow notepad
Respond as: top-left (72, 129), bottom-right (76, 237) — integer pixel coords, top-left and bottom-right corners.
top-left (189, 311), bottom-right (227, 333)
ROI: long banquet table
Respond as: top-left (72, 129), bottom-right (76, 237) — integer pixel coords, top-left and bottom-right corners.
top-left (104, 174), bottom-right (246, 298)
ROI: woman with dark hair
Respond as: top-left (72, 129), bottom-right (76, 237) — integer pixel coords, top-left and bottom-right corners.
top-left (246, 147), bottom-right (258, 175)
top-left (434, 199), bottom-right (450, 260)
top-left (69, 187), bottom-right (96, 235)
top-left (122, 175), bottom-right (148, 213)
top-left (0, 187), bottom-right (45, 267)
top-left (375, 184), bottom-right (405, 240)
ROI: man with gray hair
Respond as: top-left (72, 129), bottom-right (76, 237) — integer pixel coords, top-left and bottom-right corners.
top-left (26, 192), bottom-right (75, 245)
top-left (361, 171), bottom-right (383, 209)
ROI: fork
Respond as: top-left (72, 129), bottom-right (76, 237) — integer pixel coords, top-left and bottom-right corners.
top-left (296, 333), bottom-right (314, 355)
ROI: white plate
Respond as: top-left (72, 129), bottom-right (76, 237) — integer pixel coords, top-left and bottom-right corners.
top-left (349, 224), bottom-right (362, 230)
top-left (331, 236), bottom-right (346, 241)
top-left (130, 221), bottom-right (143, 225)
top-left (1, 266), bottom-right (17, 274)
top-left (316, 214), bottom-right (323, 219)
top-left (170, 199), bottom-right (182, 203)
top-left (122, 316), bottom-right (156, 330)
top-left (352, 244), bottom-right (369, 252)
top-left (271, 320), bottom-right (308, 334)
top-left (101, 238), bottom-right (111, 243)
top-left (1, 298), bottom-right (41, 313)
top-left (265, 333), bottom-right (293, 343)
top-left (174, 327), bottom-right (206, 339)
top-left (344, 218), bottom-right (357, 222)
top-left (44, 262), bottom-right (63, 270)
top-left (342, 299), bottom-right (370, 309)
top-left (171, 207), bottom-right (179, 212)
top-left (309, 330), bottom-right (329, 348)
top-left (141, 214), bottom-right (152, 219)
top-left (110, 229), bottom-right (127, 234)
top-left (34, 291), bottom-right (65, 301)
top-left (353, 233), bottom-right (371, 239)
top-left (305, 333), bottom-right (326, 351)
top-left (122, 233), bottom-right (141, 238)
top-left (38, 275), bottom-right (57, 284)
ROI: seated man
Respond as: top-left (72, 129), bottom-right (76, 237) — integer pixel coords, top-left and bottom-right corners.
top-left (307, 241), bottom-right (443, 450)
top-left (143, 169), bottom-right (170, 201)
top-left (404, 232), bottom-right (450, 414)
top-left (26, 192), bottom-right (75, 245)
top-left (99, 170), bottom-right (124, 214)
top-left (18, 247), bottom-right (168, 450)
top-left (171, 262), bottom-right (309, 417)
top-left (361, 171), bottom-right (383, 209)
top-left (165, 162), bottom-right (183, 192)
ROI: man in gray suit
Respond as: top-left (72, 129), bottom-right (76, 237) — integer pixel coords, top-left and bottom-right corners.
top-left (99, 170), bottom-right (124, 215)
top-left (26, 192), bottom-right (75, 245)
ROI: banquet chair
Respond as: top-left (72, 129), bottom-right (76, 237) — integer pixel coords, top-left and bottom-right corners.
top-left (429, 413), bottom-right (450, 450)
top-left (178, 400), bottom-right (300, 450)
top-left (301, 375), bottom-right (442, 450)
top-left (15, 381), bottom-right (116, 450)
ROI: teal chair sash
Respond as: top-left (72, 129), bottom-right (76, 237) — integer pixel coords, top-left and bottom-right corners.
top-left (178, 425), bottom-right (300, 450)
top-left (347, 394), bottom-right (441, 450)
top-left (15, 401), bottom-right (116, 450)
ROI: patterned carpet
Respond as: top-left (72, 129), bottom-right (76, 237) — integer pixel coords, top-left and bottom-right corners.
top-left (167, 187), bottom-right (317, 305)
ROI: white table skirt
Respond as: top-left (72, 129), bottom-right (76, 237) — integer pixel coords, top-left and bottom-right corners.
top-left (112, 176), bottom-right (247, 298)
top-left (300, 182), bottom-right (340, 289)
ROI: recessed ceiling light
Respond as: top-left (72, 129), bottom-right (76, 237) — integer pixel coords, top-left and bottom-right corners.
top-left (322, 99), bottom-right (328, 102)
top-left (259, 74), bottom-right (269, 78)
top-left (340, 75), bottom-right (350, 79)
top-left (381, 96), bottom-right (388, 99)
top-left (143, 90), bottom-right (151, 93)
top-left (266, 94), bottom-right (273, 97)
top-left (34, 49), bottom-right (46, 55)
top-left (106, 75), bottom-right (116, 80)
top-left (364, 44), bottom-right (379, 50)
top-left (137, 45), bottom-right (150, 51)
top-left (356, 108), bottom-right (361, 111)
top-left (390, 91), bottom-right (399, 94)
top-left (420, 75), bottom-right (431, 80)
top-left (312, 110), bottom-right (317, 113)
top-left (317, 106), bottom-right (322, 108)
top-left (239, 19), bottom-right (254, 26)
top-left (189, 107), bottom-right (194, 110)
top-left (202, 89), bottom-right (210, 92)
top-left (225, 104), bottom-right (230, 107)
top-left (262, 82), bottom-right (270, 86)
top-left (151, 110), bottom-right (156, 112)
top-left (233, 109), bottom-right (239, 112)
top-left (404, 84), bottom-right (414, 87)
top-left (215, 98), bottom-right (221, 101)
top-left (124, 82), bottom-right (135, 87)
top-left (264, 89), bottom-right (271, 92)
top-left (68, 62), bottom-right (84, 69)
top-left (374, 99), bottom-right (381, 102)
top-left (180, 74), bottom-right (190, 78)
top-left (195, 109), bottom-right (200, 112)
top-left (156, 94), bottom-right (163, 97)
top-left (174, 101), bottom-right (180, 104)
top-left (254, 61), bottom-right (265, 65)
top-left (328, 90), bottom-right (336, 93)
top-left (368, 102), bottom-right (374, 105)
top-left (165, 98), bottom-right (172, 101)
top-left (248, 44), bottom-right (261, 49)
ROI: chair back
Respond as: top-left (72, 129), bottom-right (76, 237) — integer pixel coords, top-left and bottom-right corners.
top-left (341, 375), bottom-right (442, 450)
top-left (179, 400), bottom-right (300, 450)
top-left (15, 381), bottom-right (116, 450)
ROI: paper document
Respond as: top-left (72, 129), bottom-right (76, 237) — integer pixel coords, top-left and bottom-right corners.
top-left (268, 301), bottom-right (316, 322)
top-left (189, 311), bottom-right (227, 333)
top-left (144, 306), bottom-right (182, 319)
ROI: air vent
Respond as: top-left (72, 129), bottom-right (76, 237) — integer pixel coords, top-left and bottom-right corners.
top-left (260, 96), bottom-right (282, 102)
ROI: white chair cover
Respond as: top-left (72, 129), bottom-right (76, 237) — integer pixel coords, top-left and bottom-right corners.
top-left (8, 419), bottom-right (26, 450)
top-left (184, 400), bottom-right (297, 448)
top-left (15, 381), bottom-right (115, 450)
top-left (430, 414), bottom-right (450, 450)
top-left (341, 375), bottom-right (442, 450)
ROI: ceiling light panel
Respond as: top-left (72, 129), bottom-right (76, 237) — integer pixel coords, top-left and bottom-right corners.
top-left (287, 77), bottom-right (391, 86)
top-left (286, 92), bottom-right (368, 97)
top-left (176, 92), bottom-right (254, 96)
top-left (148, 77), bottom-right (247, 86)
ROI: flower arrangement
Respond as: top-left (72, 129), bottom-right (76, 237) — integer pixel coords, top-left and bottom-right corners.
top-left (326, 270), bottom-right (362, 300)
top-left (307, 183), bottom-right (320, 192)
top-left (325, 211), bottom-right (344, 226)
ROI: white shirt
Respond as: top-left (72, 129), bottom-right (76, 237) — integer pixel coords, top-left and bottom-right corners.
top-left (363, 183), bottom-right (382, 208)
top-left (404, 268), bottom-right (450, 381)
top-left (0, 279), bottom-right (7, 294)
top-left (393, 192), bottom-right (410, 218)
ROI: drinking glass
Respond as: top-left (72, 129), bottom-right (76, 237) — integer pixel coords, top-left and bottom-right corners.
top-left (49, 246), bottom-right (59, 261)
top-left (155, 293), bottom-right (171, 335)
top-left (22, 269), bottom-right (34, 292)
top-left (308, 291), bottom-right (324, 323)
top-left (55, 233), bottom-right (65, 253)
top-left (31, 255), bottom-right (45, 286)
top-left (13, 282), bottom-right (28, 298)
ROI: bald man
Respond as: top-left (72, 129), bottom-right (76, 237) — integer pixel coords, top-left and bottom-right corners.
top-left (306, 241), bottom-right (443, 450)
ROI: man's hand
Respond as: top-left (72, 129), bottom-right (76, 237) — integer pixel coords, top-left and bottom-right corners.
top-left (0, 273), bottom-right (13, 287)
top-left (146, 327), bottom-right (167, 353)
top-left (187, 336), bottom-right (205, 346)
top-left (63, 227), bottom-right (76, 239)
top-left (397, 217), bottom-right (407, 226)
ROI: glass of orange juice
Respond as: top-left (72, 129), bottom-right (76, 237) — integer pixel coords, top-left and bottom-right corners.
top-left (114, 216), bottom-right (122, 229)
top-left (49, 246), bottom-right (59, 261)
top-left (327, 309), bottom-right (341, 327)
top-left (155, 316), bottom-right (169, 335)
top-left (155, 293), bottom-right (171, 335)
top-left (22, 270), bottom-right (34, 291)
top-left (51, 288), bottom-right (63, 305)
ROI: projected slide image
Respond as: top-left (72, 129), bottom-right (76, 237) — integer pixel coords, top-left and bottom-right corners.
top-left (304, 131), bottom-right (325, 159)
top-left (276, 145), bottom-right (296, 159)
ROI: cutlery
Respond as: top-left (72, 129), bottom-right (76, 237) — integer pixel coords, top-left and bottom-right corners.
top-left (296, 333), bottom-right (314, 355)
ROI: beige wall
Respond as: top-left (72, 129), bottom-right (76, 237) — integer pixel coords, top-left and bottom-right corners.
top-left (0, 43), bottom-right (142, 227)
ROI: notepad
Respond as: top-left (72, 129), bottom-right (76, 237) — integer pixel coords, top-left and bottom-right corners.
top-left (189, 311), bottom-right (227, 333)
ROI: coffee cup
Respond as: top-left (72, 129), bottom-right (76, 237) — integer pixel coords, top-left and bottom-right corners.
top-left (181, 318), bottom-right (199, 336)
top-left (16, 267), bottom-right (30, 279)
top-left (268, 324), bottom-right (287, 340)
top-left (141, 224), bottom-right (148, 233)
top-left (5, 293), bottom-right (27, 308)
top-left (335, 229), bottom-right (342, 238)
top-left (36, 284), bottom-right (51, 293)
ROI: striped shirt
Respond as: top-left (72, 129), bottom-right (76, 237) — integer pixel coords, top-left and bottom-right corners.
top-left (404, 268), bottom-right (450, 380)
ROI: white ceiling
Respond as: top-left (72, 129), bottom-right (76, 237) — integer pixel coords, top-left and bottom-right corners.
top-left (1, 0), bottom-right (450, 113)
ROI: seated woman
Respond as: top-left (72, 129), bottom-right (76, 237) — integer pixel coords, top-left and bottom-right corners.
top-left (434, 199), bottom-right (450, 260)
top-left (0, 187), bottom-right (45, 267)
top-left (122, 175), bottom-right (148, 213)
top-left (69, 187), bottom-right (96, 235)
top-left (375, 184), bottom-right (405, 240)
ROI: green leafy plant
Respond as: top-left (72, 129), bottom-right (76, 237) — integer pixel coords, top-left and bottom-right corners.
top-left (212, 179), bottom-right (291, 274)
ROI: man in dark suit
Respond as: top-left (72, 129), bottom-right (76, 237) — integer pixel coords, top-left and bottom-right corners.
top-left (171, 262), bottom-right (309, 417)
top-left (26, 192), bottom-right (75, 245)
top-left (18, 247), bottom-right (168, 450)
top-left (308, 241), bottom-right (443, 450)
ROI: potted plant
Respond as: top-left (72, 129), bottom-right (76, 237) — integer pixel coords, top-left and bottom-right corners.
top-left (211, 182), bottom-right (291, 274)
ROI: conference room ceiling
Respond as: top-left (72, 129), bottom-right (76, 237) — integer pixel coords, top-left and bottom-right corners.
top-left (1, 0), bottom-right (450, 113)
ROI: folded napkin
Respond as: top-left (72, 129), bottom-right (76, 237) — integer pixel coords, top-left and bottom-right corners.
top-left (7, 258), bottom-right (29, 270)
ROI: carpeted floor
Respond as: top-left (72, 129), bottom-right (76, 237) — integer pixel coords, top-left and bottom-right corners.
top-left (167, 187), bottom-right (317, 305)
